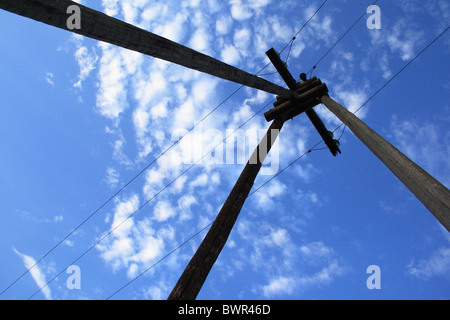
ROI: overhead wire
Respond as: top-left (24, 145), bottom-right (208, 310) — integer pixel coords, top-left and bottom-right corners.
top-left (28, 98), bottom-right (275, 300)
top-left (102, 1), bottom-right (332, 300)
top-left (103, 99), bottom-right (275, 300)
top-left (0, 81), bottom-right (244, 298)
top-left (5, 0), bottom-right (324, 292)
top-left (253, 25), bottom-right (450, 195)
top-left (106, 221), bottom-right (214, 300)
top-left (258, 0), bottom-right (329, 76)
top-left (307, 0), bottom-right (380, 78)
top-left (312, 24), bottom-right (450, 151)
top-left (282, 0), bottom-right (329, 55)
top-left (13, 0), bottom-right (330, 299)
top-left (105, 24), bottom-right (450, 300)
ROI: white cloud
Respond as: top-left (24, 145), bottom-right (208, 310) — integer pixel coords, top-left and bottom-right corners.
top-left (192, 77), bottom-right (219, 105)
top-left (173, 99), bottom-right (196, 133)
top-left (370, 18), bottom-right (424, 62)
top-left (262, 276), bottom-right (295, 297)
top-left (150, 101), bottom-right (168, 119)
top-left (13, 248), bottom-right (52, 300)
top-left (386, 20), bottom-right (424, 61)
top-left (111, 132), bottom-right (133, 167)
top-left (121, 1), bottom-right (139, 24)
top-left (378, 53), bottom-right (392, 80)
top-left (253, 180), bottom-right (286, 210)
top-left (50, 0), bottom-right (449, 300)
top-left (266, 16), bottom-right (292, 40)
top-left (221, 44), bottom-right (241, 65)
top-left (136, 232), bottom-right (163, 262)
top-left (234, 218), bottom-right (344, 298)
top-left (299, 241), bottom-right (334, 260)
top-left (259, 241), bottom-right (343, 298)
top-left (229, 0), bottom-right (271, 21)
top-left (294, 163), bottom-right (318, 183)
top-left (389, 115), bottom-right (450, 187)
top-left (45, 72), bottom-right (54, 87)
top-left (297, 261), bottom-right (342, 287)
top-left (306, 7), bottom-right (333, 43)
top-left (144, 285), bottom-right (166, 300)
top-left (189, 28), bottom-right (212, 54)
top-left (98, 195), bottom-right (139, 271)
top-left (104, 167), bottom-right (120, 189)
top-left (97, 195), bottom-right (177, 277)
top-left (110, 195), bottom-right (139, 237)
top-left (96, 43), bottom-right (129, 120)
top-left (318, 87), bottom-right (369, 125)
top-left (233, 28), bottom-right (252, 52)
top-left (102, 0), bottom-right (120, 16)
top-left (216, 15), bottom-right (233, 35)
top-left (230, 0), bottom-right (253, 21)
top-left (178, 194), bottom-right (198, 221)
top-left (155, 12), bottom-right (188, 43)
top-left (264, 228), bottom-right (290, 248)
top-left (133, 108), bottom-right (150, 138)
top-left (408, 247), bottom-right (450, 280)
top-left (153, 200), bottom-right (176, 222)
top-left (190, 173), bottom-right (209, 189)
top-left (71, 35), bottom-right (98, 89)
top-left (337, 89), bottom-right (368, 117)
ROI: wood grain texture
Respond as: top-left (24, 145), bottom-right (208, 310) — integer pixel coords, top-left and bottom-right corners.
top-left (0, 0), bottom-right (290, 96)
top-left (321, 95), bottom-right (450, 231)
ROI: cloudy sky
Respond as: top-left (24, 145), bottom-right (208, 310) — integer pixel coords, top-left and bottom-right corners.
top-left (0, 0), bottom-right (449, 300)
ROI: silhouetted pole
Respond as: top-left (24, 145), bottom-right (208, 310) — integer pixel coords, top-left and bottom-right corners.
top-left (266, 48), bottom-right (340, 156)
top-left (0, 0), bottom-right (288, 96)
top-left (168, 119), bottom-right (284, 300)
top-left (320, 94), bottom-right (450, 231)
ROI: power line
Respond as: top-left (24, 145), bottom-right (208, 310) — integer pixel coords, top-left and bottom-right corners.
top-left (313, 25), bottom-right (450, 152)
top-left (258, 0), bottom-right (329, 76)
top-left (104, 3), bottom-right (334, 298)
top-left (14, 0), bottom-right (427, 299)
top-left (5, 1), bottom-right (331, 298)
top-left (0, 82), bottom-right (244, 298)
top-left (308, 0), bottom-right (380, 77)
top-left (353, 25), bottom-right (449, 115)
top-left (254, 25), bottom-right (449, 195)
top-left (283, 0), bottom-right (329, 54)
top-left (106, 221), bottom-right (213, 300)
top-left (104, 26), bottom-right (450, 299)
top-left (105, 99), bottom-right (278, 299)
top-left (284, 0), bottom-right (329, 64)
top-left (28, 99), bottom-right (275, 300)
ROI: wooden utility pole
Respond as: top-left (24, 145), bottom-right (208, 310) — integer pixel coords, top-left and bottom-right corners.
top-left (0, 0), bottom-right (288, 96)
top-left (319, 95), bottom-right (450, 231)
top-left (168, 119), bottom-right (284, 300)
top-left (4, 0), bottom-right (449, 301)
top-left (168, 49), bottom-right (335, 299)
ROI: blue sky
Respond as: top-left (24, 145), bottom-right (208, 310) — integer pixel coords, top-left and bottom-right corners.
top-left (0, 0), bottom-right (449, 300)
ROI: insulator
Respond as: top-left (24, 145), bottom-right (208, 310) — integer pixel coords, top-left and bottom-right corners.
top-left (333, 139), bottom-right (340, 148)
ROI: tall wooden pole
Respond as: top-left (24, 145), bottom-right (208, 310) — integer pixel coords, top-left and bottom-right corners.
top-left (168, 119), bottom-right (284, 300)
top-left (320, 95), bottom-right (450, 231)
top-left (0, 0), bottom-right (289, 96)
